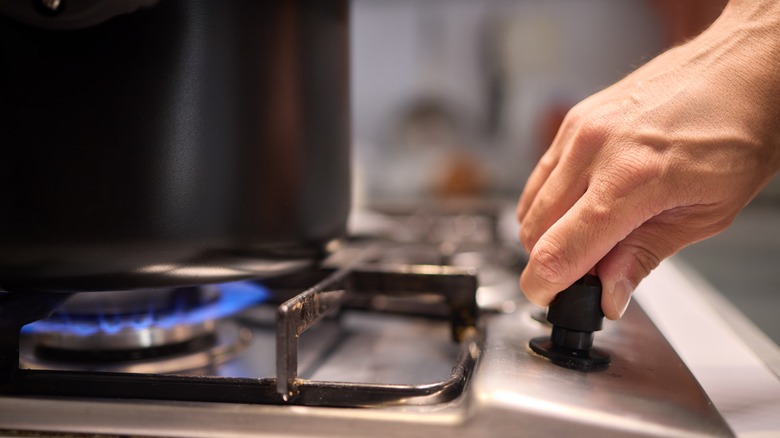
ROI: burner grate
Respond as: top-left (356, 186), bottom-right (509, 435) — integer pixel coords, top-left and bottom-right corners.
top-left (0, 254), bottom-right (482, 407)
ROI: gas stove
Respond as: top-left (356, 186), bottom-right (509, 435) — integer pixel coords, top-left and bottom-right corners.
top-left (0, 202), bottom-right (734, 437)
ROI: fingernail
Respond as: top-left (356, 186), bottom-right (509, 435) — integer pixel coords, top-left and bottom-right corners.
top-left (609, 279), bottom-right (633, 318)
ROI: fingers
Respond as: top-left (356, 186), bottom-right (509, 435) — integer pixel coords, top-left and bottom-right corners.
top-left (518, 158), bottom-right (588, 254)
top-left (520, 186), bottom-right (650, 308)
top-left (517, 151), bottom-right (559, 222)
top-left (517, 114), bottom-right (594, 256)
top-left (517, 108), bottom-right (582, 222)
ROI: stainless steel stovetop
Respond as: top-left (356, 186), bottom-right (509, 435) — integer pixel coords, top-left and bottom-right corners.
top-left (0, 203), bottom-right (735, 437)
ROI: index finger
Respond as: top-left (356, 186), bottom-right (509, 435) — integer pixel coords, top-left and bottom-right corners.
top-left (520, 186), bottom-right (650, 306)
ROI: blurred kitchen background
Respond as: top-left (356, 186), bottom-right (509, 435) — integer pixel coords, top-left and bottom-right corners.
top-left (350, 0), bottom-right (780, 345)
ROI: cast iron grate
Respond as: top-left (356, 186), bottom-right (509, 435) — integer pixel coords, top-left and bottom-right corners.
top-left (0, 253), bottom-right (482, 407)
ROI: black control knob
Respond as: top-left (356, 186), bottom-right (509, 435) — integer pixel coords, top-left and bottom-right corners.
top-left (529, 275), bottom-right (611, 371)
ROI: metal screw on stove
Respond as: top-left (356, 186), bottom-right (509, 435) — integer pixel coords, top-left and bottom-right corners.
top-left (529, 275), bottom-right (611, 371)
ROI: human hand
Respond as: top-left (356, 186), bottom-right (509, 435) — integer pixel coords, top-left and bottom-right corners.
top-left (517, 1), bottom-right (780, 319)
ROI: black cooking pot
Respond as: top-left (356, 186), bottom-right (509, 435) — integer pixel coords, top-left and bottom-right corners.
top-left (0, 0), bottom-right (350, 292)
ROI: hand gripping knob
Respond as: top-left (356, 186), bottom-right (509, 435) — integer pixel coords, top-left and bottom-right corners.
top-left (529, 275), bottom-right (611, 371)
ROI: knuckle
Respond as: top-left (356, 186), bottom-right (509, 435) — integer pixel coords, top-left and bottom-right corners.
top-left (536, 154), bottom-right (558, 173)
top-left (620, 151), bottom-right (665, 187)
top-left (591, 173), bottom-right (633, 201)
top-left (581, 199), bottom-right (615, 231)
top-left (590, 153), bottom-right (663, 211)
top-left (530, 238), bottom-right (571, 288)
top-left (561, 105), bottom-right (583, 129)
top-left (571, 117), bottom-right (610, 151)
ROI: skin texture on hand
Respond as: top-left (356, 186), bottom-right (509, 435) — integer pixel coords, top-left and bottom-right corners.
top-left (517, 0), bottom-right (780, 320)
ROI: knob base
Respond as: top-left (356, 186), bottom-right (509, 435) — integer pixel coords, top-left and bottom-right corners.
top-left (529, 336), bottom-right (611, 371)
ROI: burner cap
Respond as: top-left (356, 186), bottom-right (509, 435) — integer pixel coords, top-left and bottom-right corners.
top-left (21, 281), bottom-right (268, 368)
top-left (31, 286), bottom-right (221, 352)
top-left (21, 322), bottom-right (252, 374)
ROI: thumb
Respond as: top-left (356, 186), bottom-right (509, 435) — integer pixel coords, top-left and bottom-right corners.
top-left (595, 213), bottom-right (724, 320)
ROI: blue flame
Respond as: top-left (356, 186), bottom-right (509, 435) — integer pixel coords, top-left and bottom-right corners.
top-left (21, 281), bottom-right (270, 336)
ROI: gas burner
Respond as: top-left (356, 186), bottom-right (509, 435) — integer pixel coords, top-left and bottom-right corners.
top-left (20, 281), bottom-right (268, 374)
top-left (29, 286), bottom-right (220, 352)
top-left (20, 321), bottom-right (252, 375)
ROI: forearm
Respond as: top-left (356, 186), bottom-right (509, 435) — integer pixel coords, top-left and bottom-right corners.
top-left (737, 2), bottom-right (780, 168)
top-left (693, 0), bottom-right (780, 167)
top-left (722, 0), bottom-right (780, 22)
top-left (712, 0), bottom-right (780, 86)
